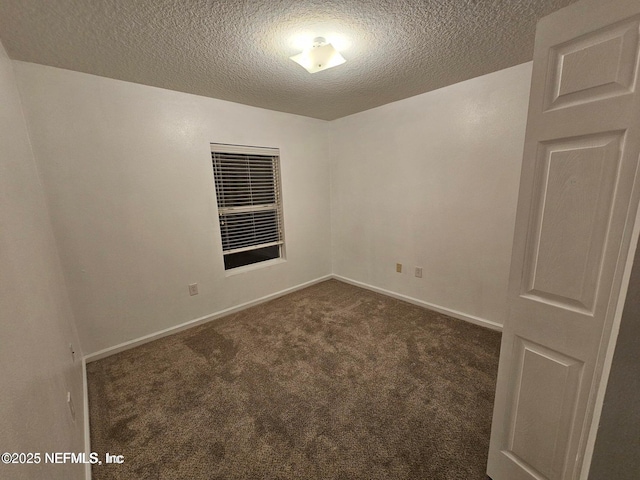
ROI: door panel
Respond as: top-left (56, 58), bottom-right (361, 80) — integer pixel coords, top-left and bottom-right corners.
top-left (505, 338), bottom-right (583, 480)
top-left (522, 132), bottom-right (623, 314)
top-left (546, 17), bottom-right (639, 111)
top-left (488, 1), bottom-right (640, 479)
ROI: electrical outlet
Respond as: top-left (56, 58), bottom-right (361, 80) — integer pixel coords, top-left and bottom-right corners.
top-left (67, 392), bottom-right (76, 422)
top-left (415, 267), bottom-right (423, 278)
top-left (188, 283), bottom-right (198, 296)
top-left (396, 263), bottom-right (402, 273)
top-left (69, 343), bottom-right (75, 363)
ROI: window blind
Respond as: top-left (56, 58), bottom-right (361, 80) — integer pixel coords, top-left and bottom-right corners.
top-left (211, 144), bottom-right (284, 256)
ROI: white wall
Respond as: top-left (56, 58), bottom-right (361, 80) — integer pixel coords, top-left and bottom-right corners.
top-left (14, 62), bottom-right (333, 355)
top-left (0, 43), bottom-right (84, 479)
top-left (330, 63), bottom-right (532, 326)
top-left (11, 59), bottom-right (531, 359)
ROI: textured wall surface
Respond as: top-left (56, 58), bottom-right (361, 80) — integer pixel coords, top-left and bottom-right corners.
top-left (330, 62), bottom-right (533, 327)
top-left (14, 61), bottom-right (333, 355)
top-left (0, 41), bottom-right (85, 479)
top-left (0, 0), bottom-right (575, 120)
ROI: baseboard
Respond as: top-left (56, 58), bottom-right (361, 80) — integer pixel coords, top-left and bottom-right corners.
top-left (83, 271), bottom-right (500, 363)
top-left (332, 274), bottom-right (503, 332)
top-left (82, 358), bottom-right (92, 480)
top-left (83, 274), bottom-right (333, 363)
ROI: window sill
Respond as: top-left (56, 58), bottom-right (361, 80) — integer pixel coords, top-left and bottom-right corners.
top-left (224, 258), bottom-right (286, 277)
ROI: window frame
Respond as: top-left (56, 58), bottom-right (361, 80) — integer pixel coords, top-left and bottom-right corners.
top-left (210, 143), bottom-right (286, 272)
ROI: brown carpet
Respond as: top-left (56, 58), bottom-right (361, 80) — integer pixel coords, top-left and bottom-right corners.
top-left (87, 279), bottom-right (501, 480)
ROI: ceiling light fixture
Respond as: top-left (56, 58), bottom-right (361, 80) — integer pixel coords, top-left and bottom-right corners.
top-left (289, 37), bottom-right (346, 74)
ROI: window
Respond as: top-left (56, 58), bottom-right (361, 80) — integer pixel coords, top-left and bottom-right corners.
top-left (211, 143), bottom-right (285, 270)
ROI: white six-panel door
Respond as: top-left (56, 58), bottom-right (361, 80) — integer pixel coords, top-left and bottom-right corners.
top-left (487, 0), bottom-right (640, 479)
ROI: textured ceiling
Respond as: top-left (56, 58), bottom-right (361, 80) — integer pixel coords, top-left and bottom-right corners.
top-left (0, 0), bottom-right (578, 120)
